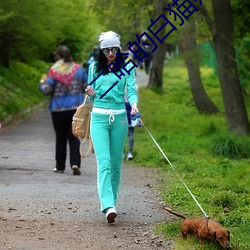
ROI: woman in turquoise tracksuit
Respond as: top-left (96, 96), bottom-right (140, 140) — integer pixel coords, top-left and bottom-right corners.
top-left (86, 31), bottom-right (138, 223)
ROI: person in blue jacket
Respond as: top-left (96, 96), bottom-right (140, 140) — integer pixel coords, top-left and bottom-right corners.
top-left (85, 31), bottom-right (138, 223)
top-left (39, 45), bottom-right (87, 175)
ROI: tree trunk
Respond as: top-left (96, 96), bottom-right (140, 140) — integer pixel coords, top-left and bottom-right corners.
top-left (147, 0), bottom-right (168, 89)
top-left (185, 18), bottom-right (218, 114)
top-left (212, 0), bottom-right (250, 134)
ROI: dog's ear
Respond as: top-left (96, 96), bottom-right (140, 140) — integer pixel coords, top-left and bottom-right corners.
top-left (213, 231), bottom-right (217, 240)
top-left (227, 230), bottom-right (230, 240)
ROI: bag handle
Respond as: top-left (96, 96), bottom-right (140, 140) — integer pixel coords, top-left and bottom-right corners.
top-left (79, 95), bottom-right (93, 158)
top-left (79, 110), bottom-right (94, 158)
top-left (79, 61), bottom-right (96, 158)
top-left (79, 137), bottom-right (93, 158)
top-left (83, 94), bottom-right (88, 105)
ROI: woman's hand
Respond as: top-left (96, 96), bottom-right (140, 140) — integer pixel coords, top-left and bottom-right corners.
top-left (85, 86), bottom-right (95, 97)
top-left (131, 103), bottom-right (138, 116)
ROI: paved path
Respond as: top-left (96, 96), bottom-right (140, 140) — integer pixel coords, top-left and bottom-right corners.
top-left (0, 69), bottom-right (152, 222)
top-left (135, 69), bottom-right (149, 88)
top-left (0, 107), bottom-right (164, 223)
top-left (0, 71), bottom-right (173, 249)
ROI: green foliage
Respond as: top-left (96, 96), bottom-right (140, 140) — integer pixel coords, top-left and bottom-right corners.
top-left (210, 134), bottom-right (250, 159)
top-left (129, 59), bottom-right (250, 249)
top-left (154, 221), bottom-right (181, 240)
top-left (233, 0), bottom-right (250, 39)
top-left (0, 0), bottom-right (100, 66)
top-left (210, 192), bottom-right (238, 209)
top-left (198, 39), bottom-right (250, 95)
top-left (233, 0), bottom-right (250, 98)
top-left (236, 37), bottom-right (250, 95)
top-left (0, 60), bottom-right (49, 122)
top-left (91, 0), bottom-right (156, 49)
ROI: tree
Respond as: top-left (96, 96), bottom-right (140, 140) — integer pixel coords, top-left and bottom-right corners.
top-left (91, 0), bottom-right (156, 49)
top-left (194, 0), bottom-right (250, 134)
top-left (147, 0), bottom-right (168, 90)
top-left (0, 0), bottom-right (99, 66)
top-left (184, 18), bottom-right (218, 114)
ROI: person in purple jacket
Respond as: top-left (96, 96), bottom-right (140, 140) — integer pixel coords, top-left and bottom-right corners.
top-left (39, 45), bottom-right (87, 175)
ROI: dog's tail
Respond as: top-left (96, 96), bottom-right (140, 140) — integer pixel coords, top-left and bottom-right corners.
top-left (162, 206), bottom-right (187, 220)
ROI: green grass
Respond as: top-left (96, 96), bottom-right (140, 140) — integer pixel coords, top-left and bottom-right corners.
top-left (129, 59), bottom-right (250, 250)
top-left (0, 60), bottom-right (50, 123)
top-left (1, 58), bottom-right (249, 249)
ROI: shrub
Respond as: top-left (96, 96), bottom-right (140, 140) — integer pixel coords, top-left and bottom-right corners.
top-left (210, 191), bottom-right (237, 209)
top-left (210, 135), bottom-right (250, 159)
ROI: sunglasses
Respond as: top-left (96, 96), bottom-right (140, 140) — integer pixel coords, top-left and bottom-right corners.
top-left (102, 47), bottom-right (119, 55)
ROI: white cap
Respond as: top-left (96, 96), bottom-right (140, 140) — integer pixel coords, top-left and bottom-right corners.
top-left (99, 31), bottom-right (121, 49)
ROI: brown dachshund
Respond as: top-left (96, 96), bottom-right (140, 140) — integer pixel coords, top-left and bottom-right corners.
top-left (162, 207), bottom-right (231, 249)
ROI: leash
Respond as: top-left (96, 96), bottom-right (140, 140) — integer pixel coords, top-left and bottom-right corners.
top-left (139, 118), bottom-right (209, 218)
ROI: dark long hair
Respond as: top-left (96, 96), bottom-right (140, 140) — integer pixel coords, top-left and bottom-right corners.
top-left (95, 48), bottom-right (126, 75)
top-left (54, 45), bottom-right (73, 63)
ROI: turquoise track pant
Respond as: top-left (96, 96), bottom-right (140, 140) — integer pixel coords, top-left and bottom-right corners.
top-left (90, 111), bottom-right (128, 212)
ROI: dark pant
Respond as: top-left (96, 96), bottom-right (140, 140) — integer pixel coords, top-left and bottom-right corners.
top-left (144, 59), bottom-right (151, 74)
top-left (51, 110), bottom-right (80, 171)
top-left (125, 102), bottom-right (134, 152)
top-left (127, 127), bottom-right (134, 152)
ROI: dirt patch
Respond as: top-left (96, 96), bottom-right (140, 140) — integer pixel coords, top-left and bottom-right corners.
top-left (0, 216), bottom-right (174, 250)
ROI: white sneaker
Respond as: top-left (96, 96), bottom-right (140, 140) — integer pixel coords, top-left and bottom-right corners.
top-left (127, 152), bottom-right (133, 160)
top-left (72, 165), bottom-right (81, 175)
top-left (105, 207), bottom-right (117, 223)
top-left (53, 168), bottom-right (64, 173)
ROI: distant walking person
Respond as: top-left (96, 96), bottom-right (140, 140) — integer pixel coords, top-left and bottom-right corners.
top-left (124, 83), bottom-right (138, 161)
top-left (85, 31), bottom-right (138, 223)
top-left (39, 45), bottom-right (87, 175)
top-left (144, 45), bottom-right (152, 75)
